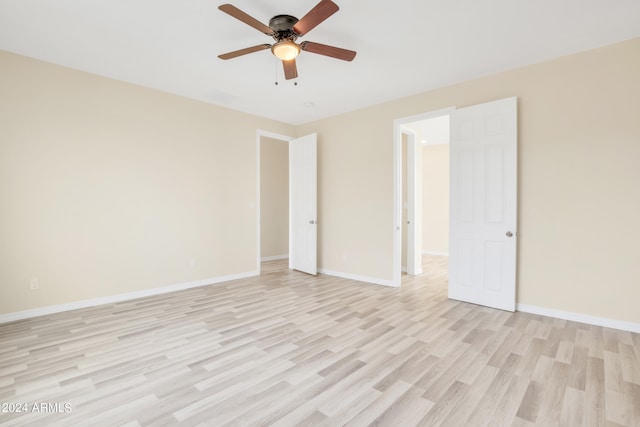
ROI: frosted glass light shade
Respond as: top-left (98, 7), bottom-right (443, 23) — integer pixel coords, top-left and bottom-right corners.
top-left (272, 40), bottom-right (300, 60)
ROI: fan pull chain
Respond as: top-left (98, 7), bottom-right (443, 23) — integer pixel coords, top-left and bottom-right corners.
top-left (273, 58), bottom-right (299, 86)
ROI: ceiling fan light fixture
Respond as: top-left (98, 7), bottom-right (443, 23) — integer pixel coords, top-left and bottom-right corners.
top-left (272, 40), bottom-right (300, 61)
top-left (218, 1), bottom-right (356, 79)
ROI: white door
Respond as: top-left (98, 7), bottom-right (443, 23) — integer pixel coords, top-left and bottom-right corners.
top-left (405, 130), bottom-right (421, 275)
top-left (449, 97), bottom-right (517, 311)
top-left (289, 133), bottom-right (317, 275)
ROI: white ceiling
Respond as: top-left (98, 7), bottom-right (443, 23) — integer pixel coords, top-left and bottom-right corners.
top-left (1, 0), bottom-right (639, 125)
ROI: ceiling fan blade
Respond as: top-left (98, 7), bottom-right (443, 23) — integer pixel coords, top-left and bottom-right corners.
top-left (300, 41), bottom-right (356, 61)
top-left (283, 59), bottom-right (298, 80)
top-left (218, 44), bottom-right (271, 60)
top-left (218, 4), bottom-right (274, 35)
top-left (293, 0), bottom-right (339, 36)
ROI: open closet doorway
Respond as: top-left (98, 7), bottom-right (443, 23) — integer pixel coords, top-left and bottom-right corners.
top-left (393, 108), bottom-right (453, 286)
top-left (257, 130), bottom-right (318, 275)
top-left (257, 131), bottom-right (291, 270)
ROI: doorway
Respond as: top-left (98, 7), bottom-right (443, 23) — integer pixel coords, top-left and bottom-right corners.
top-left (393, 108), bottom-right (454, 286)
top-left (394, 98), bottom-right (518, 311)
top-left (257, 130), bottom-right (292, 271)
top-left (259, 135), bottom-right (290, 263)
top-left (256, 130), bottom-right (318, 275)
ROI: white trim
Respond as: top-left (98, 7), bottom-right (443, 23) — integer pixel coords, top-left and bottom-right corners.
top-left (0, 271), bottom-right (259, 324)
top-left (318, 268), bottom-right (397, 288)
top-left (517, 304), bottom-right (640, 334)
top-left (256, 132), bottom-right (262, 274)
top-left (257, 130), bottom-right (294, 142)
top-left (422, 250), bottom-right (449, 256)
top-left (402, 267), bottom-right (424, 275)
top-left (396, 109), bottom-right (455, 125)
top-left (261, 254), bottom-right (289, 261)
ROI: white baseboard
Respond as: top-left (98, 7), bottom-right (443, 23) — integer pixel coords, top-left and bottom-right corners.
top-left (261, 254), bottom-right (289, 262)
top-left (318, 268), bottom-right (397, 288)
top-left (422, 250), bottom-right (449, 256)
top-left (401, 267), bottom-right (424, 275)
top-left (0, 270), bottom-right (259, 324)
top-left (517, 304), bottom-right (640, 334)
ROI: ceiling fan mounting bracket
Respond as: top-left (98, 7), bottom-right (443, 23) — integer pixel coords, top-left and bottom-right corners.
top-left (269, 15), bottom-right (299, 42)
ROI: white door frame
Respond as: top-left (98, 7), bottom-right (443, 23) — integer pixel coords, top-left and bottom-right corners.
top-left (256, 129), bottom-right (293, 272)
top-left (393, 107), bottom-right (455, 286)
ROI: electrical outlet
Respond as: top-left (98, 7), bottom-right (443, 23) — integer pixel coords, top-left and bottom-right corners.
top-left (189, 259), bottom-right (197, 269)
top-left (30, 278), bottom-right (39, 291)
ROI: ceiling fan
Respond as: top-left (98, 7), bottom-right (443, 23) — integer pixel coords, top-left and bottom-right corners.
top-left (217, 0), bottom-right (357, 80)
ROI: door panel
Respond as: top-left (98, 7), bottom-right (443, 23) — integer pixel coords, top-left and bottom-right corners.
top-left (406, 131), bottom-right (421, 275)
top-left (289, 133), bottom-right (317, 275)
top-left (449, 97), bottom-right (517, 312)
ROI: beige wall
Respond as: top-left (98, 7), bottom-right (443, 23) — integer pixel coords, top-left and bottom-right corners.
top-left (298, 37), bottom-right (640, 324)
top-left (0, 51), bottom-right (294, 315)
top-left (260, 137), bottom-right (288, 258)
top-left (2, 37), bottom-right (640, 325)
top-left (422, 144), bottom-right (449, 254)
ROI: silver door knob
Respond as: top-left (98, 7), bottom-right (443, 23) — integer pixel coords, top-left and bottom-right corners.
top-left (506, 231), bottom-right (513, 237)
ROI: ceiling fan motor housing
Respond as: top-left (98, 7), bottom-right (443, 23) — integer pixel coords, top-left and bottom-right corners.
top-left (269, 15), bottom-right (299, 41)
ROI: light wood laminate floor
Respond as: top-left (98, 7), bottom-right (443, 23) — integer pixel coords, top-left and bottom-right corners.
top-left (1, 256), bottom-right (639, 426)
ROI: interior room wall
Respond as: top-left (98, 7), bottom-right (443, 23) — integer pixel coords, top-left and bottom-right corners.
top-left (0, 51), bottom-right (294, 316)
top-left (421, 144), bottom-right (449, 255)
top-left (260, 137), bottom-right (289, 259)
top-left (2, 37), bottom-right (640, 326)
top-left (297, 37), bottom-right (640, 324)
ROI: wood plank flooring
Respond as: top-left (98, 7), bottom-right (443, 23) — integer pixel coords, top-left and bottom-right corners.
top-left (1, 256), bottom-right (639, 426)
